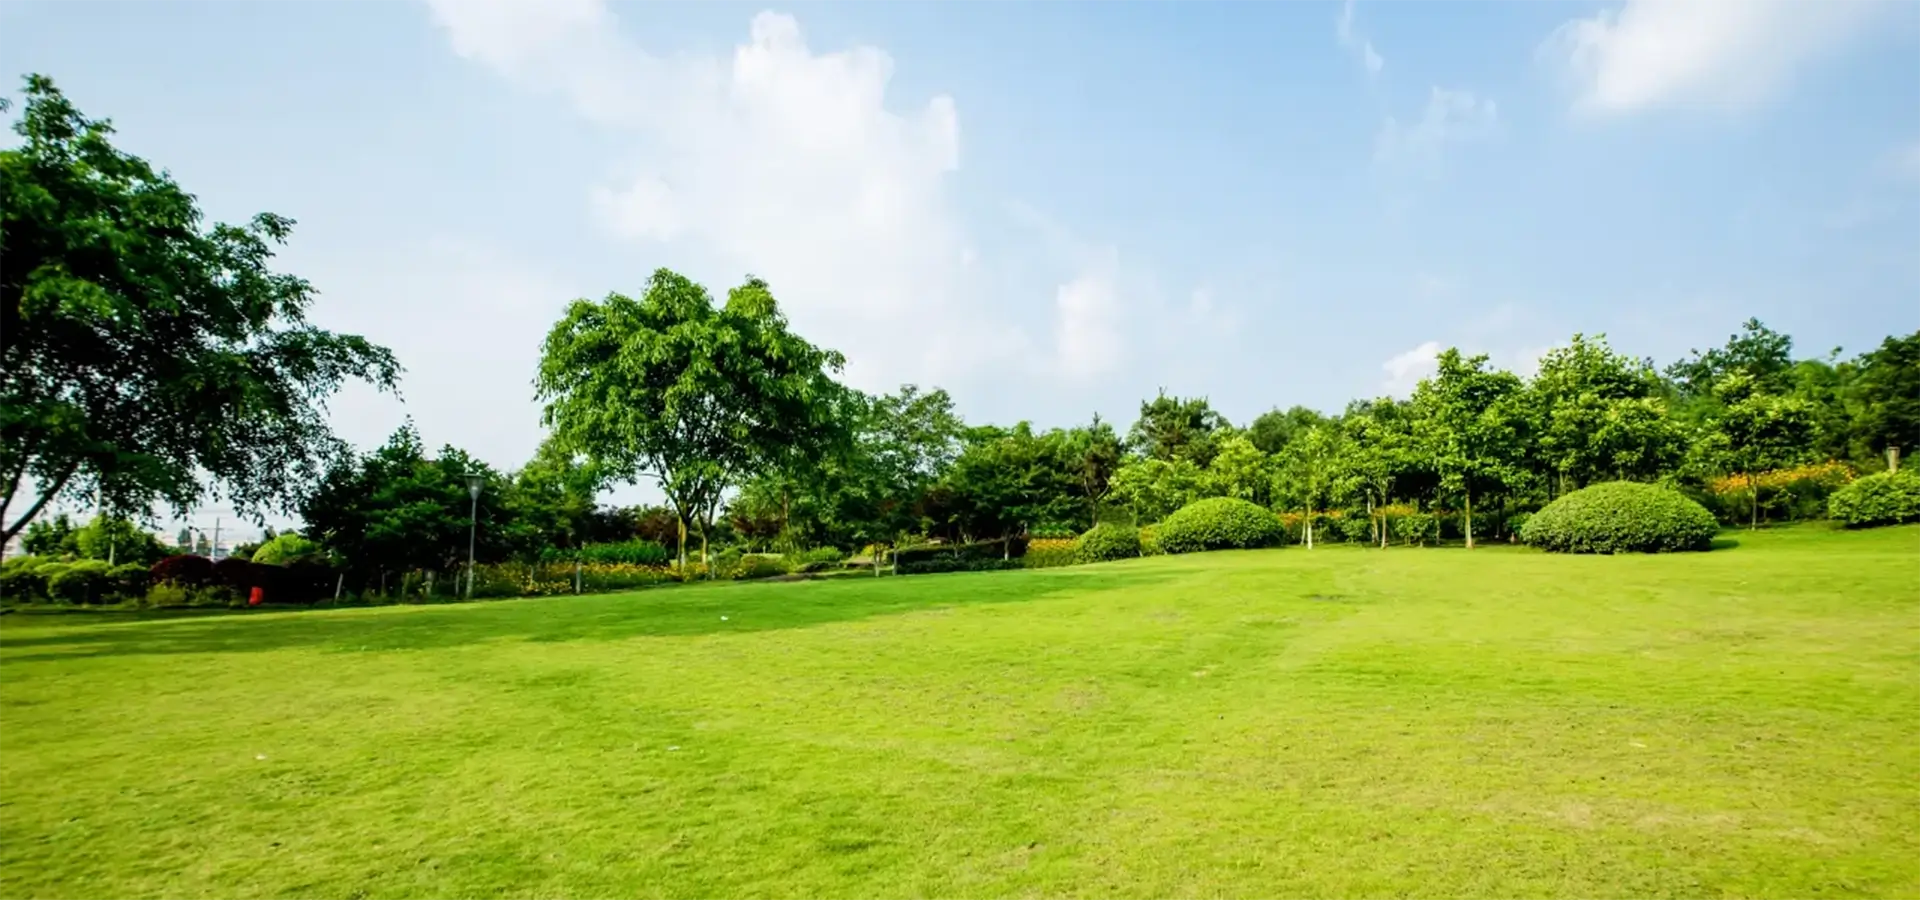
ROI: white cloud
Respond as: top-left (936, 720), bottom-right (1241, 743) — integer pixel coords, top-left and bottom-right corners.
top-left (1054, 271), bottom-right (1126, 379)
top-left (1375, 87), bottom-right (1498, 165)
top-left (1337, 0), bottom-right (1385, 76)
top-left (421, 1), bottom-right (1024, 390)
top-left (1380, 340), bottom-right (1441, 396)
top-left (1541, 0), bottom-right (1890, 115)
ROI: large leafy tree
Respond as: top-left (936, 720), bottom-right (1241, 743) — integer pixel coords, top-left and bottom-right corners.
top-left (1336, 399), bottom-right (1412, 547)
top-left (1849, 331), bottom-right (1920, 470)
top-left (0, 75), bottom-right (399, 545)
top-left (1205, 434), bottom-right (1272, 506)
top-left (1065, 414), bottom-right (1126, 523)
top-left (535, 269), bottom-right (849, 569)
top-left (1412, 349), bottom-right (1529, 548)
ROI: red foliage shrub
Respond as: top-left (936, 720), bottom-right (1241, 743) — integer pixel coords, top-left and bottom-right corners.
top-left (151, 554), bottom-right (217, 587)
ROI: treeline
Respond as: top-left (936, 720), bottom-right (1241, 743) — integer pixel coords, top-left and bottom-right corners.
top-left (285, 313), bottom-right (1917, 589)
top-left (5, 75), bottom-right (1919, 610)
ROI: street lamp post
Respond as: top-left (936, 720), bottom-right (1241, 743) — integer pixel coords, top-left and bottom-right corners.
top-left (465, 473), bottom-right (484, 600)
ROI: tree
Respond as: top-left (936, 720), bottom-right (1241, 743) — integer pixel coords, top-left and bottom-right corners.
top-left (501, 436), bottom-right (612, 556)
top-left (1412, 349), bottom-right (1529, 548)
top-left (1530, 335), bottom-right (1683, 490)
top-left (1128, 391), bottom-right (1230, 466)
top-left (21, 512), bottom-right (78, 556)
top-left (1337, 400), bottom-right (1410, 547)
top-left (1667, 318), bottom-right (1795, 398)
top-left (73, 514), bottom-right (167, 565)
top-left (0, 75), bottom-right (399, 546)
top-left (1850, 331), bottom-right (1920, 470)
top-left (1065, 415), bottom-right (1125, 522)
top-left (298, 425), bottom-right (513, 584)
top-left (1109, 457), bottom-right (1206, 524)
top-left (535, 270), bottom-right (850, 570)
top-left (1700, 373), bottom-right (1821, 530)
top-left (1205, 435), bottom-right (1272, 506)
top-left (1274, 424), bottom-right (1344, 548)
top-left (932, 424), bottom-right (1081, 541)
top-left (1246, 406), bottom-right (1328, 455)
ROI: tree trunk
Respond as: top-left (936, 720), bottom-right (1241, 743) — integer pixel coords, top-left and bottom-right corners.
top-left (1749, 474), bottom-right (1759, 531)
top-left (1464, 488), bottom-right (1474, 549)
top-left (1889, 446), bottom-right (1901, 474)
top-left (677, 516), bottom-right (688, 569)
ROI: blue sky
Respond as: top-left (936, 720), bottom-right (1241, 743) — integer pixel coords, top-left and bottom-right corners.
top-left (5, 0), bottom-right (1918, 533)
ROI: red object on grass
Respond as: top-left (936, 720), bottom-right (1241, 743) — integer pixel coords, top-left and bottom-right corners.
top-left (248, 586), bottom-right (264, 607)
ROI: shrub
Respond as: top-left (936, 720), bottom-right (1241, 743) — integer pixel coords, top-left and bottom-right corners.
top-left (898, 558), bottom-right (1022, 576)
top-left (895, 537), bottom-right (1028, 567)
top-left (1335, 514), bottom-right (1374, 544)
top-left (1155, 498), bottom-right (1284, 555)
top-left (1828, 470), bottom-right (1920, 528)
top-left (1521, 481), bottom-right (1718, 554)
top-left (1, 556), bottom-right (52, 602)
top-left (1138, 524), bottom-right (1163, 556)
top-left (1022, 538), bottom-right (1079, 569)
top-left (574, 539), bottom-right (672, 567)
top-left (788, 546), bottom-right (846, 573)
top-left (48, 560), bottom-right (113, 604)
top-left (250, 533), bottom-right (323, 566)
top-left (733, 554), bottom-right (790, 580)
top-left (1074, 523), bottom-right (1141, 563)
top-left (1505, 512), bottom-right (1532, 536)
top-left (107, 563), bottom-right (151, 602)
top-left (1394, 512), bottom-right (1437, 546)
top-left (151, 554), bottom-right (217, 587)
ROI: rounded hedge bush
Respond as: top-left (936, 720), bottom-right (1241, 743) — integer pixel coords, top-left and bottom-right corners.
top-left (1828, 470), bottom-right (1920, 528)
top-left (1155, 497), bottom-right (1285, 554)
top-left (1074, 523), bottom-right (1142, 563)
top-left (48, 560), bottom-right (113, 604)
top-left (1520, 481), bottom-right (1718, 554)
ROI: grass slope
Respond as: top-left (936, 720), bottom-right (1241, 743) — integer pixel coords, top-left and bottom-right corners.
top-left (3, 526), bottom-right (1917, 898)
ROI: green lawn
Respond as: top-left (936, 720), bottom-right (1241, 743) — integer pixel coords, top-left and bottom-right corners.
top-left (3, 527), bottom-right (1917, 899)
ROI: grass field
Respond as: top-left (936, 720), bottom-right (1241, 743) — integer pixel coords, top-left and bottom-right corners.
top-left (3, 526), bottom-right (1917, 899)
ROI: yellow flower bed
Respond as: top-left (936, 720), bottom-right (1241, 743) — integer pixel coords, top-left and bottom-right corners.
top-left (1709, 461), bottom-right (1854, 495)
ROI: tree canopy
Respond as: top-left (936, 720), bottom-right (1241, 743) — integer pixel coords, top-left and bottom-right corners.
top-left (0, 75), bottom-right (399, 544)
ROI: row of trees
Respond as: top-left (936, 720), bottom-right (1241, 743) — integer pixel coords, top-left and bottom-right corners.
top-left (5, 74), bottom-right (1916, 593)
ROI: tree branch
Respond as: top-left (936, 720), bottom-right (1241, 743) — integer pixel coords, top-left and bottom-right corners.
top-left (2, 461), bottom-right (81, 548)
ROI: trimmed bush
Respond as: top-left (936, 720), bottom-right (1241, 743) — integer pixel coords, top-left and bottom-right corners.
top-left (895, 537), bottom-right (1028, 567)
top-left (1155, 498), bottom-right (1285, 555)
top-left (897, 558), bottom-right (1022, 576)
top-left (48, 560), bottom-right (113, 604)
top-left (1074, 523), bottom-right (1141, 563)
top-left (107, 563), bottom-right (151, 602)
top-left (2, 559), bottom-right (48, 601)
top-left (1828, 470), bottom-right (1920, 528)
top-left (1521, 481), bottom-right (1718, 554)
top-left (733, 554), bottom-right (790, 580)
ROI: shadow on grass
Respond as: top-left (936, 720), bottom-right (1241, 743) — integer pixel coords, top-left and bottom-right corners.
top-left (0, 567), bottom-right (1174, 663)
top-left (1711, 536), bottom-right (1743, 551)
